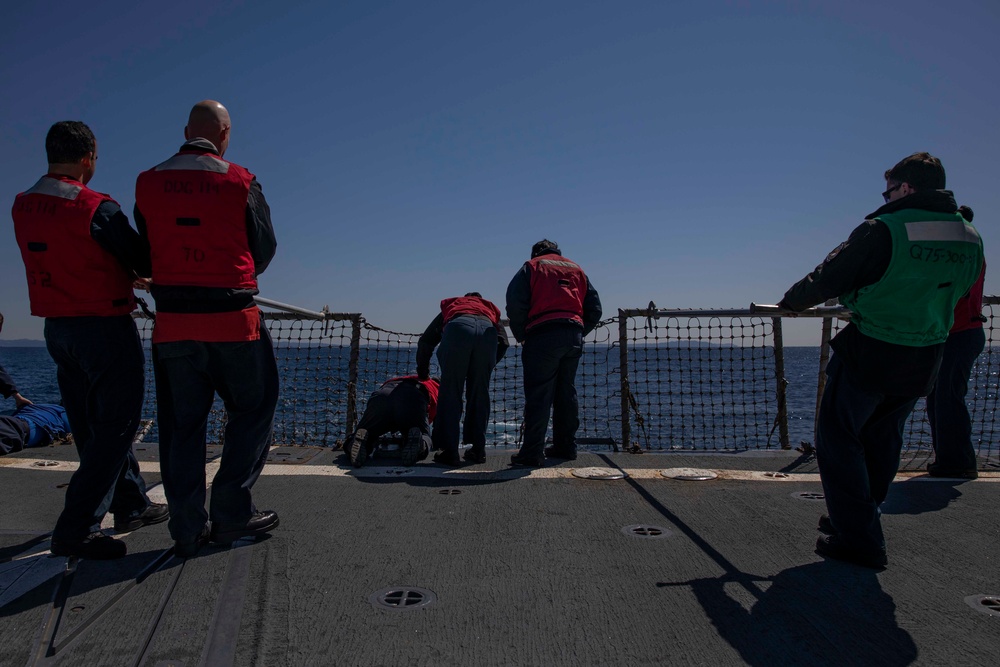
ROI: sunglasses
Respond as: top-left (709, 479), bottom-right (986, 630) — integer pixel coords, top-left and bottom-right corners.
top-left (882, 182), bottom-right (902, 202)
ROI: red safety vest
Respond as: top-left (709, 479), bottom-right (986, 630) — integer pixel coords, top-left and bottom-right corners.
top-left (135, 149), bottom-right (259, 343)
top-left (526, 254), bottom-right (586, 331)
top-left (951, 265), bottom-right (986, 333)
top-left (440, 296), bottom-right (501, 326)
top-left (12, 175), bottom-right (135, 318)
top-left (385, 376), bottom-right (440, 421)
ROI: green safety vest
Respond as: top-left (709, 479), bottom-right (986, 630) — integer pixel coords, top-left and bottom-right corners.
top-left (840, 208), bottom-right (983, 347)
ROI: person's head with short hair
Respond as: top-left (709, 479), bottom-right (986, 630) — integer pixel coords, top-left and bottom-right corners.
top-left (531, 239), bottom-right (560, 258)
top-left (185, 100), bottom-right (232, 156)
top-left (882, 152), bottom-right (946, 203)
top-left (464, 292), bottom-right (483, 298)
top-left (45, 121), bottom-right (98, 184)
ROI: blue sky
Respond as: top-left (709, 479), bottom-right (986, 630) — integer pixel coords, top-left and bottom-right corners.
top-left (2, 0), bottom-right (997, 344)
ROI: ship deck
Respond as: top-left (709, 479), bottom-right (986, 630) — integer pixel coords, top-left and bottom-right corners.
top-left (0, 443), bottom-right (997, 666)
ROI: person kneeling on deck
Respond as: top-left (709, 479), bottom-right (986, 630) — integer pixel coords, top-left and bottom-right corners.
top-left (12, 121), bottom-right (168, 561)
top-left (416, 293), bottom-right (509, 465)
top-left (135, 100), bottom-right (279, 558)
top-left (506, 240), bottom-right (602, 467)
top-left (779, 152), bottom-right (983, 569)
top-left (0, 404), bottom-right (72, 456)
top-left (345, 376), bottom-right (440, 467)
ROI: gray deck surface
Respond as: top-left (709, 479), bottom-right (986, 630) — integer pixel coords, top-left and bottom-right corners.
top-left (0, 444), bottom-right (997, 666)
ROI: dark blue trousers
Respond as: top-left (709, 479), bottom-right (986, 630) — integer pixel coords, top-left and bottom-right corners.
top-left (153, 327), bottom-right (279, 542)
top-left (352, 381), bottom-right (431, 452)
top-left (45, 316), bottom-right (150, 540)
top-left (519, 324), bottom-right (583, 459)
top-left (815, 355), bottom-right (919, 553)
top-left (926, 327), bottom-right (985, 471)
top-left (432, 315), bottom-right (498, 456)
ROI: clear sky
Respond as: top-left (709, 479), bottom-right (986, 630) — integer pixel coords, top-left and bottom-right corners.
top-left (2, 0), bottom-right (997, 345)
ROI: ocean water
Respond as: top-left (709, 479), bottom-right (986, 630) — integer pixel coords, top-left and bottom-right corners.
top-left (0, 344), bottom-right (940, 451)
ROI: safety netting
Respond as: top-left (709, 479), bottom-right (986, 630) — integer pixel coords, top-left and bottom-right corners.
top-left (132, 303), bottom-right (999, 469)
top-left (620, 312), bottom-right (778, 451)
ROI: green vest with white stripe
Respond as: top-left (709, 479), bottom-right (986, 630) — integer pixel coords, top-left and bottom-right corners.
top-left (840, 208), bottom-right (983, 346)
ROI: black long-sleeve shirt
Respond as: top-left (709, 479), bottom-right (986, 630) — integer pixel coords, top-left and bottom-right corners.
top-left (90, 199), bottom-right (152, 277)
top-left (779, 190), bottom-right (967, 396)
top-left (134, 139), bottom-right (277, 313)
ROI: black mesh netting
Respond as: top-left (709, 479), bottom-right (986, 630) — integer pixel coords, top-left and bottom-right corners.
top-left (131, 306), bottom-right (999, 468)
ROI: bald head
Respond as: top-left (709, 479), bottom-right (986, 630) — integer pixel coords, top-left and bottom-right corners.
top-left (184, 100), bottom-right (232, 156)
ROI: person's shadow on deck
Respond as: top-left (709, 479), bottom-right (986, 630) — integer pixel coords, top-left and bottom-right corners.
top-left (673, 562), bottom-right (917, 666)
top-left (881, 479), bottom-right (963, 516)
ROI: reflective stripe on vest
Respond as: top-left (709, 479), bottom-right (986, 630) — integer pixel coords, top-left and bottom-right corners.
top-left (904, 221), bottom-right (982, 244)
top-left (24, 177), bottom-right (83, 199)
top-left (12, 176), bottom-right (135, 318)
top-left (154, 153), bottom-right (231, 174)
top-left (440, 296), bottom-right (501, 326)
top-left (526, 255), bottom-right (586, 331)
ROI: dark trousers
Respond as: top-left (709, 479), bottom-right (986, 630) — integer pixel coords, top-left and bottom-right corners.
top-left (519, 324), bottom-right (583, 459)
top-left (45, 316), bottom-right (149, 540)
top-left (927, 327), bottom-right (985, 471)
top-left (815, 355), bottom-right (919, 553)
top-left (351, 381), bottom-right (431, 451)
top-left (432, 315), bottom-right (498, 455)
top-left (153, 328), bottom-right (279, 542)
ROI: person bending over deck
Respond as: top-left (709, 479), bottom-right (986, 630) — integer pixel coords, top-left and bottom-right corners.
top-left (135, 100), bottom-right (279, 558)
top-left (0, 312), bottom-right (33, 409)
top-left (345, 376), bottom-right (440, 467)
top-left (778, 152), bottom-right (983, 569)
top-left (417, 293), bottom-right (509, 465)
top-left (926, 249), bottom-right (986, 480)
top-left (0, 403), bottom-right (72, 456)
top-left (11, 121), bottom-right (168, 560)
top-left (506, 240), bottom-right (602, 467)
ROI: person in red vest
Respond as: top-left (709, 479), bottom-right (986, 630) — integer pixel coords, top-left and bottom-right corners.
top-left (417, 292), bottom-right (509, 465)
top-left (345, 375), bottom-right (440, 467)
top-left (135, 100), bottom-right (279, 558)
top-left (926, 208), bottom-right (986, 480)
top-left (506, 240), bottom-right (602, 467)
top-left (11, 121), bottom-right (167, 560)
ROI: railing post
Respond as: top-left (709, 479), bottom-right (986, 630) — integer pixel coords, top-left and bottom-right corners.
top-left (347, 315), bottom-right (362, 438)
top-left (618, 310), bottom-right (631, 452)
top-left (814, 298), bottom-right (837, 446)
top-left (771, 317), bottom-right (790, 449)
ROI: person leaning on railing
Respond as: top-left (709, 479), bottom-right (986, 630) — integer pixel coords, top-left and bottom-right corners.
top-left (416, 292), bottom-right (509, 466)
top-left (505, 240), bottom-right (602, 467)
top-left (778, 152), bottom-right (984, 570)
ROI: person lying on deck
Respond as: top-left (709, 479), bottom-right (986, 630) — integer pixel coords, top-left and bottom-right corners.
top-left (0, 403), bottom-right (72, 456)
